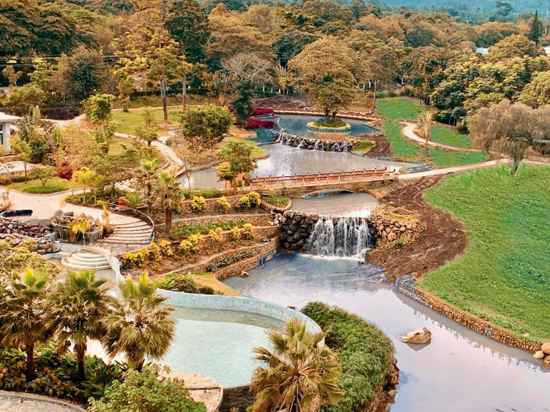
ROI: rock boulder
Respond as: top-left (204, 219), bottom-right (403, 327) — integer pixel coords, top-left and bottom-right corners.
top-left (401, 327), bottom-right (432, 345)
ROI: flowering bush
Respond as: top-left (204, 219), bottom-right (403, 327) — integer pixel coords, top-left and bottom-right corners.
top-left (215, 196), bottom-right (232, 213)
top-left (208, 227), bottom-right (224, 242)
top-left (190, 196), bottom-right (206, 213)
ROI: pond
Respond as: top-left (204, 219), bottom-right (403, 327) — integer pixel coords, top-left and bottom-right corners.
top-left (181, 143), bottom-right (412, 189)
top-left (225, 254), bottom-right (550, 412)
top-left (276, 114), bottom-right (377, 137)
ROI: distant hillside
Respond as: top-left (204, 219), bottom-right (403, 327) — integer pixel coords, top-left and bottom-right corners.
top-left (382, 0), bottom-right (550, 15)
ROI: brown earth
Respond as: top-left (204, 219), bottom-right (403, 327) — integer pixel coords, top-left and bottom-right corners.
top-left (368, 177), bottom-right (467, 280)
top-left (363, 133), bottom-right (392, 157)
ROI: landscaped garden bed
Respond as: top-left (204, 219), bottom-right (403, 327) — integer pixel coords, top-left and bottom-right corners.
top-left (302, 302), bottom-right (398, 412)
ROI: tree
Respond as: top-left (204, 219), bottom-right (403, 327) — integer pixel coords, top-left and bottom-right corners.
top-left (103, 273), bottom-right (175, 371)
top-left (88, 367), bottom-right (206, 412)
top-left (488, 35), bottom-right (539, 62)
top-left (83, 93), bottom-right (114, 125)
top-left (290, 37), bottom-right (356, 119)
top-left (29, 165), bottom-right (55, 187)
top-left (155, 171), bottom-right (182, 233)
top-left (73, 167), bottom-right (99, 200)
top-left (222, 52), bottom-right (273, 85)
top-left (139, 158), bottom-right (161, 211)
top-left (180, 105), bottom-right (233, 148)
top-left (417, 110), bottom-right (433, 154)
top-left (231, 81), bottom-right (254, 124)
top-left (217, 140), bottom-right (256, 187)
top-left (2, 65), bottom-right (21, 87)
top-left (519, 72), bottom-right (550, 108)
top-left (1, 84), bottom-right (46, 116)
top-left (251, 319), bottom-right (342, 412)
top-left (0, 268), bottom-right (53, 380)
top-left (49, 271), bottom-right (112, 380)
top-left (528, 11), bottom-right (544, 46)
top-left (63, 46), bottom-right (107, 103)
top-left (166, 0), bottom-right (209, 64)
top-left (135, 110), bottom-right (159, 146)
top-left (469, 100), bottom-right (550, 175)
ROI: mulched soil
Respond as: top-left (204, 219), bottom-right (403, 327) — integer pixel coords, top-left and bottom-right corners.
top-left (362, 133), bottom-right (392, 157)
top-left (368, 177), bottom-right (467, 280)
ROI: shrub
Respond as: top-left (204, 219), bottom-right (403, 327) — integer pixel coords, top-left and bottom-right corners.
top-left (181, 188), bottom-right (222, 200)
top-left (158, 239), bottom-right (174, 257)
top-left (208, 227), bottom-right (224, 242)
top-left (230, 226), bottom-right (243, 241)
top-left (302, 303), bottom-right (394, 412)
top-left (215, 196), bottom-right (232, 213)
top-left (0, 347), bottom-right (122, 404)
top-left (241, 223), bottom-right (254, 240)
top-left (264, 194), bottom-right (290, 208)
top-left (179, 239), bottom-right (197, 255)
top-left (56, 163), bottom-right (73, 180)
top-left (190, 196), bottom-right (206, 213)
top-left (180, 105), bottom-right (233, 148)
top-left (238, 194), bottom-right (252, 209)
top-left (88, 367), bottom-right (206, 412)
top-left (157, 273), bottom-right (216, 295)
top-left (247, 191), bottom-right (261, 207)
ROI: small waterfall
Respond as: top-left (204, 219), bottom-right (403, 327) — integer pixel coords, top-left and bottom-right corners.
top-left (305, 217), bottom-right (371, 257)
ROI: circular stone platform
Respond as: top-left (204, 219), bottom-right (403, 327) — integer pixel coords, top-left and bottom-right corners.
top-left (0, 391), bottom-right (84, 412)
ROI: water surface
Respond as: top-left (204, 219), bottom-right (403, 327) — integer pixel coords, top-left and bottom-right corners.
top-left (292, 191), bottom-right (379, 217)
top-left (277, 114), bottom-right (376, 137)
top-left (226, 254), bottom-right (550, 412)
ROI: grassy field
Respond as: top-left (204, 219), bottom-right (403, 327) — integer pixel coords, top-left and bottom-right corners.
top-left (420, 165), bottom-right (550, 341)
top-left (376, 97), bottom-right (487, 167)
top-left (9, 176), bottom-right (75, 194)
top-left (112, 108), bottom-right (182, 135)
top-left (431, 125), bottom-right (472, 149)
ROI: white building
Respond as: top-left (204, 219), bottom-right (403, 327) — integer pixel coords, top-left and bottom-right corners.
top-left (0, 112), bottom-right (19, 153)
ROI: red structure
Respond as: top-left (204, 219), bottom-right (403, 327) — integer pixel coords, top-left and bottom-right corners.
top-left (246, 116), bottom-right (275, 129)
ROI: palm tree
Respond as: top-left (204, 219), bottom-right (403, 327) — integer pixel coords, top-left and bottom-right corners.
top-left (139, 158), bottom-right (160, 211)
top-left (102, 273), bottom-right (175, 370)
top-left (48, 271), bottom-right (112, 380)
top-left (251, 319), bottom-right (343, 412)
top-left (0, 268), bottom-right (53, 380)
top-left (156, 171), bottom-right (181, 233)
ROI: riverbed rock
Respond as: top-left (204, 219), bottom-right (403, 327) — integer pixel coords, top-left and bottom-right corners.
top-left (401, 327), bottom-right (432, 345)
top-left (541, 342), bottom-right (550, 355)
top-left (533, 351), bottom-right (545, 359)
top-left (544, 356), bottom-right (550, 367)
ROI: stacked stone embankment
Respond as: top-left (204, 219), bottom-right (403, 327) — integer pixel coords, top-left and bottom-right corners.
top-left (277, 133), bottom-right (353, 152)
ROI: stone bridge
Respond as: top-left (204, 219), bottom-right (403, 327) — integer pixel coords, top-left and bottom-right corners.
top-left (243, 168), bottom-right (397, 197)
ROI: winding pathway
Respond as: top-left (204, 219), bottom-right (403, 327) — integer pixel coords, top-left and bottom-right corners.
top-left (401, 121), bottom-right (481, 152)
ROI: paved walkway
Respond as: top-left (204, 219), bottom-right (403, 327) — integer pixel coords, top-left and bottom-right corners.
top-left (0, 391), bottom-right (84, 412)
top-left (401, 122), bottom-right (481, 153)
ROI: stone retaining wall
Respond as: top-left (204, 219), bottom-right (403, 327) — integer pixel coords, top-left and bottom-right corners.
top-left (395, 276), bottom-right (542, 353)
top-left (214, 240), bottom-right (277, 280)
top-left (173, 213), bottom-right (273, 227)
top-left (277, 133), bottom-right (353, 152)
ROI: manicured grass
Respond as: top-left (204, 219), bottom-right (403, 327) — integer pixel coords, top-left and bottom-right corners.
top-left (112, 108), bottom-right (182, 135)
top-left (431, 125), bottom-right (472, 149)
top-left (264, 194), bottom-right (290, 208)
top-left (8, 177), bottom-right (74, 193)
top-left (420, 165), bottom-right (550, 340)
top-left (376, 97), bottom-right (487, 167)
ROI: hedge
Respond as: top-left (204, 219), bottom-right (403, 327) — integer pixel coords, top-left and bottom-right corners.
top-left (302, 302), bottom-right (394, 412)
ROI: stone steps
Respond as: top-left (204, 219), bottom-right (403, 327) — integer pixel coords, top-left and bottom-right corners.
top-left (100, 219), bottom-right (153, 246)
top-left (61, 251), bottom-right (111, 271)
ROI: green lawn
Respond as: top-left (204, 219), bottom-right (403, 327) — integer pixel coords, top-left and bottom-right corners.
top-left (376, 97), bottom-right (487, 167)
top-left (112, 108), bottom-right (182, 135)
top-left (9, 177), bottom-right (75, 194)
top-left (431, 125), bottom-right (472, 149)
top-left (420, 165), bottom-right (550, 341)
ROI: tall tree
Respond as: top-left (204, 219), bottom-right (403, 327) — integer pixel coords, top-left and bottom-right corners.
top-left (155, 170), bottom-right (182, 233)
top-left (251, 319), bottom-right (342, 412)
top-left (166, 0), bottom-right (209, 64)
top-left (0, 268), bottom-right (53, 380)
top-left (528, 11), bottom-right (544, 46)
top-left (103, 273), bottom-right (175, 371)
top-left (49, 271), bottom-right (112, 380)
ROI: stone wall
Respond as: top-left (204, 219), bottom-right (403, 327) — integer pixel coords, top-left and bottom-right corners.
top-left (395, 276), bottom-right (543, 353)
top-left (277, 211), bottom-right (318, 251)
top-left (214, 239), bottom-right (278, 279)
top-left (219, 385), bottom-right (253, 412)
top-left (369, 207), bottom-right (424, 248)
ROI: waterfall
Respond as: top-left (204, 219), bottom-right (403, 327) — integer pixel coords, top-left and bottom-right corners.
top-left (305, 217), bottom-right (371, 257)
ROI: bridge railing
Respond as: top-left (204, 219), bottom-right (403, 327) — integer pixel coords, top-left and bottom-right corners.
top-left (248, 168), bottom-right (395, 186)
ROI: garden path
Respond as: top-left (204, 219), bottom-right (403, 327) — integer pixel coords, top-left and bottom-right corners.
top-left (401, 122), bottom-right (481, 152)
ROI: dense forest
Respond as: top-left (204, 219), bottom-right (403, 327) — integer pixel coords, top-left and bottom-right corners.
top-left (1, 0), bottom-right (549, 126)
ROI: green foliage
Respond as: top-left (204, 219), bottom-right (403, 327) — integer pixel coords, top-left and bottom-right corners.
top-left (83, 94), bottom-right (114, 124)
top-left (215, 196), bottom-right (232, 212)
top-left (29, 165), bottom-right (55, 187)
top-left (9, 176), bottom-right (70, 194)
top-left (170, 219), bottom-right (249, 240)
top-left (166, 0), bottom-right (209, 63)
top-left (217, 140), bottom-right (257, 184)
top-left (231, 81), bottom-right (254, 123)
top-left (238, 191), bottom-right (261, 209)
top-left (1, 84), bottom-right (46, 116)
top-left (181, 188), bottom-right (222, 200)
top-left (180, 105), bottom-right (233, 148)
top-left (88, 367), bottom-right (206, 412)
top-left (156, 273), bottom-right (216, 295)
top-left (190, 195), bottom-right (207, 213)
top-left (0, 347), bottom-right (123, 404)
top-left (263, 194), bottom-right (290, 208)
top-left (302, 303), bottom-right (394, 412)
top-left (421, 165), bottom-right (550, 341)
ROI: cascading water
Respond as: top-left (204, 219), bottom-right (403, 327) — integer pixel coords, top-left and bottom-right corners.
top-left (305, 216), bottom-right (371, 258)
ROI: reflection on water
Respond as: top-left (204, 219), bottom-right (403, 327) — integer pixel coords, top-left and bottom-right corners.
top-left (226, 254), bottom-right (550, 412)
top-left (163, 308), bottom-right (281, 387)
top-left (181, 143), bottom-right (412, 189)
top-left (292, 191), bottom-right (379, 217)
top-left (277, 114), bottom-right (376, 137)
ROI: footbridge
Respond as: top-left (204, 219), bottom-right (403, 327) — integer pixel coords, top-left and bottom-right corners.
top-left (244, 168), bottom-right (397, 196)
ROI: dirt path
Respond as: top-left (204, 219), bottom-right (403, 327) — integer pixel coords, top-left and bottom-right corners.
top-left (368, 177), bottom-right (467, 279)
top-left (401, 122), bottom-right (481, 152)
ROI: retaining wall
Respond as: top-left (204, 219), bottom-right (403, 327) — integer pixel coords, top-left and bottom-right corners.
top-left (395, 276), bottom-right (542, 353)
